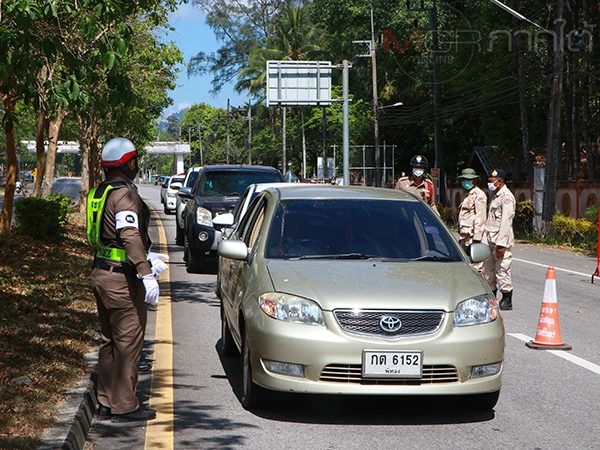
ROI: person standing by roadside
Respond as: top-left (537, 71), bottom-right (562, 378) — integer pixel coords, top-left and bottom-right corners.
top-left (87, 137), bottom-right (160, 422)
top-left (482, 168), bottom-right (516, 311)
top-left (395, 154), bottom-right (439, 214)
top-left (457, 168), bottom-right (487, 274)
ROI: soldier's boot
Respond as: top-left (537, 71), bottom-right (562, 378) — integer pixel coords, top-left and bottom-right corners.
top-left (499, 291), bottom-right (513, 311)
top-left (492, 289), bottom-right (497, 298)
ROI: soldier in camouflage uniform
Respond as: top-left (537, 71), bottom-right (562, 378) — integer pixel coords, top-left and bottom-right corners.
top-left (482, 168), bottom-right (516, 311)
top-left (457, 168), bottom-right (487, 274)
top-left (395, 155), bottom-right (439, 215)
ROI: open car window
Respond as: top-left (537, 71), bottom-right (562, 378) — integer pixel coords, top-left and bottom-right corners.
top-left (265, 199), bottom-right (462, 261)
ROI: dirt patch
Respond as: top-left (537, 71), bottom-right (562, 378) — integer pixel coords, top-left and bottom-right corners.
top-left (0, 213), bottom-right (97, 449)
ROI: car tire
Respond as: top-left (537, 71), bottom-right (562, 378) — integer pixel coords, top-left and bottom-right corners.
top-left (184, 234), bottom-right (204, 273)
top-left (241, 328), bottom-right (268, 410)
top-left (175, 221), bottom-right (184, 246)
top-left (461, 390), bottom-right (500, 410)
top-left (163, 204), bottom-right (169, 214)
top-left (220, 302), bottom-right (238, 357)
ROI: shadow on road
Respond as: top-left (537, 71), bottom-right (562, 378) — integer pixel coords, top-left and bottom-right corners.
top-left (215, 342), bottom-right (496, 426)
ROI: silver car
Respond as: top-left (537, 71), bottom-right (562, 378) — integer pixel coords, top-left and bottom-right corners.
top-left (218, 185), bottom-right (504, 411)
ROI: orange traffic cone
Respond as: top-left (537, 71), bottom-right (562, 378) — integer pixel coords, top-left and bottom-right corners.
top-left (526, 267), bottom-right (571, 350)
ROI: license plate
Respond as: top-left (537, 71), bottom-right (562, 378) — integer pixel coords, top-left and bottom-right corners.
top-left (362, 350), bottom-right (423, 378)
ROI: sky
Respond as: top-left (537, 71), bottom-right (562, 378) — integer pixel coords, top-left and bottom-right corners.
top-left (161, 3), bottom-right (246, 118)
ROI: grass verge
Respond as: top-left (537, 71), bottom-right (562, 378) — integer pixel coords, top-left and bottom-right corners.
top-left (0, 212), bottom-right (96, 450)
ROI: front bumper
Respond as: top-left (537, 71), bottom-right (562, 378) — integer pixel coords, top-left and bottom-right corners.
top-left (187, 222), bottom-right (221, 252)
top-left (166, 196), bottom-right (177, 210)
top-left (246, 310), bottom-right (504, 396)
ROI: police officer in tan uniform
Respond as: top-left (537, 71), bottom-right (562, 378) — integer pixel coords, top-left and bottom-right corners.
top-left (457, 168), bottom-right (487, 273)
top-left (395, 155), bottom-right (439, 214)
top-left (482, 168), bottom-right (516, 310)
top-left (87, 137), bottom-right (160, 422)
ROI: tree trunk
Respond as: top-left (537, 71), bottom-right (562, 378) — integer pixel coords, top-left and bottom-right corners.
top-left (514, 30), bottom-right (529, 172)
top-left (32, 105), bottom-right (47, 197)
top-left (78, 114), bottom-right (91, 214)
top-left (0, 93), bottom-right (18, 238)
top-left (542, 0), bottom-right (565, 224)
top-left (581, 0), bottom-right (595, 179)
top-left (301, 109), bottom-right (307, 179)
top-left (41, 107), bottom-right (67, 197)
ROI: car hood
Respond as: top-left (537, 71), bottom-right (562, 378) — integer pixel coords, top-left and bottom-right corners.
top-left (266, 260), bottom-right (488, 311)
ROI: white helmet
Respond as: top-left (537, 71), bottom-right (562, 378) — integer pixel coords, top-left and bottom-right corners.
top-left (101, 137), bottom-right (137, 167)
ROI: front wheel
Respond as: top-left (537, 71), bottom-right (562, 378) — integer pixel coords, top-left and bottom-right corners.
top-left (184, 234), bottom-right (205, 273)
top-left (175, 221), bottom-right (184, 246)
top-left (241, 329), bottom-right (268, 410)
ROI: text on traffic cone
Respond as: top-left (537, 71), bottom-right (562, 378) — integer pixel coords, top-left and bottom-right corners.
top-left (526, 267), bottom-right (572, 351)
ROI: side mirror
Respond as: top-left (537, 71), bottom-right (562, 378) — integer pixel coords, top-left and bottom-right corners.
top-left (170, 182), bottom-right (182, 190)
top-left (218, 239), bottom-right (248, 261)
top-left (178, 187), bottom-right (193, 199)
top-left (470, 243), bottom-right (491, 263)
top-left (212, 212), bottom-right (234, 227)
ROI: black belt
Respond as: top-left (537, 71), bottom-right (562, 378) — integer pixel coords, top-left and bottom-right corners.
top-left (93, 260), bottom-right (134, 274)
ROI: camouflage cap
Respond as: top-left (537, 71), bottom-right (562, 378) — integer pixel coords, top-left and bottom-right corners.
top-left (457, 168), bottom-right (479, 180)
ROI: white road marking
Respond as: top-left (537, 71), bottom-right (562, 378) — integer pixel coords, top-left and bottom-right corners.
top-left (509, 333), bottom-right (600, 376)
top-left (513, 258), bottom-right (591, 278)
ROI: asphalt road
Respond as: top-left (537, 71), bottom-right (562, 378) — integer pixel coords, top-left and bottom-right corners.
top-left (86, 184), bottom-right (600, 450)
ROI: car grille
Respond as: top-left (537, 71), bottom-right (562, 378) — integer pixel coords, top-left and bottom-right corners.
top-left (333, 309), bottom-right (444, 337)
top-left (320, 364), bottom-right (459, 384)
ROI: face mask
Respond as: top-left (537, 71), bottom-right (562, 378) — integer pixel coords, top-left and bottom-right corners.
top-left (488, 182), bottom-right (497, 192)
top-left (462, 180), bottom-right (473, 190)
top-left (123, 159), bottom-right (139, 180)
top-left (413, 169), bottom-right (425, 178)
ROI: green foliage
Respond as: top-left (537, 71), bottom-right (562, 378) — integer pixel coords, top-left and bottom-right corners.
top-left (437, 204), bottom-right (455, 227)
top-left (514, 200), bottom-right (534, 235)
top-left (585, 205), bottom-right (599, 224)
top-left (14, 194), bottom-right (72, 240)
top-left (551, 214), bottom-right (597, 248)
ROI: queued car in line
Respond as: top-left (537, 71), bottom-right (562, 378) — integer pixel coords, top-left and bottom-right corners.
top-left (175, 166), bottom-right (202, 245)
top-left (161, 173), bottom-right (185, 214)
top-left (217, 185), bottom-right (504, 411)
top-left (180, 165), bottom-right (283, 273)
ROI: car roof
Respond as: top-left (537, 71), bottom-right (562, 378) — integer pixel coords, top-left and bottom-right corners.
top-left (252, 182), bottom-right (318, 192)
top-left (203, 164), bottom-right (280, 173)
top-left (266, 185), bottom-right (420, 201)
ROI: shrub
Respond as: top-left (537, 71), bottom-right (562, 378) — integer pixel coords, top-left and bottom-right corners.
top-left (551, 214), bottom-right (597, 246)
top-left (585, 205), bottom-right (599, 224)
top-left (14, 194), bottom-right (72, 240)
top-left (514, 199), bottom-right (534, 235)
top-left (437, 204), bottom-right (456, 227)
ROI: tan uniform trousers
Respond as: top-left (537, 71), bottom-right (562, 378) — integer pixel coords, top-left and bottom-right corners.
top-left (482, 243), bottom-right (513, 294)
top-left (91, 268), bottom-right (147, 414)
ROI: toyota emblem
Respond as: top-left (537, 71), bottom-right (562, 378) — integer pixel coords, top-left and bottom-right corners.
top-left (379, 315), bottom-right (402, 333)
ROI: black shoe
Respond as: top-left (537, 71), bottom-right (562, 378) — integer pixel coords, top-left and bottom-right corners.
top-left (111, 405), bottom-right (157, 422)
top-left (499, 291), bottom-right (513, 310)
top-left (97, 404), bottom-right (112, 421)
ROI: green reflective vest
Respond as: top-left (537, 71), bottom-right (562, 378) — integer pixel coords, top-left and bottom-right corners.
top-left (86, 182), bottom-right (128, 263)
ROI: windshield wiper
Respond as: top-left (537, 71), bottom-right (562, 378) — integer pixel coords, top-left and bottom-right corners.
top-left (289, 253), bottom-right (378, 260)
top-left (410, 255), bottom-right (455, 262)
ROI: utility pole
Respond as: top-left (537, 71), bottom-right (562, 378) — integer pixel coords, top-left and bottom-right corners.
top-left (282, 106), bottom-right (287, 172)
top-left (198, 124), bottom-right (204, 166)
top-left (543, 0), bottom-right (565, 224)
top-left (342, 60), bottom-right (350, 186)
top-left (247, 102), bottom-right (252, 164)
top-left (322, 108), bottom-right (328, 179)
top-left (370, 8), bottom-right (381, 187)
top-left (226, 98), bottom-right (231, 164)
top-left (430, 0), bottom-right (443, 185)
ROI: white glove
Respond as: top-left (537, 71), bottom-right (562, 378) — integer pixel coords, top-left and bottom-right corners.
top-left (142, 274), bottom-right (160, 305)
top-left (147, 252), bottom-right (169, 278)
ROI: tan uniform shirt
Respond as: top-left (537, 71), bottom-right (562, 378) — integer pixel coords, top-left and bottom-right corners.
top-left (484, 184), bottom-right (515, 248)
top-left (101, 174), bottom-right (152, 276)
top-left (458, 186), bottom-right (487, 246)
top-left (395, 176), bottom-right (439, 214)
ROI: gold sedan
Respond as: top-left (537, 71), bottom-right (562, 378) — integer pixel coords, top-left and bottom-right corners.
top-left (217, 186), bottom-right (504, 411)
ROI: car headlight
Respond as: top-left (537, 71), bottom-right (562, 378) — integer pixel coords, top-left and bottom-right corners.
top-left (453, 294), bottom-right (498, 327)
top-left (259, 292), bottom-right (325, 326)
top-left (196, 207), bottom-right (213, 226)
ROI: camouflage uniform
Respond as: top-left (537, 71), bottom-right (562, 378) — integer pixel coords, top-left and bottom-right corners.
top-left (395, 176), bottom-right (439, 215)
top-left (483, 184), bottom-right (515, 294)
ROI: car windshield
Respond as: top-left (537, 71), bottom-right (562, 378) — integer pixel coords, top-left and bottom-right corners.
top-left (186, 171), bottom-right (199, 188)
top-left (265, 199), bottom-right (462, 262)
top-left (200, 170), bottom-right (281, 196)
